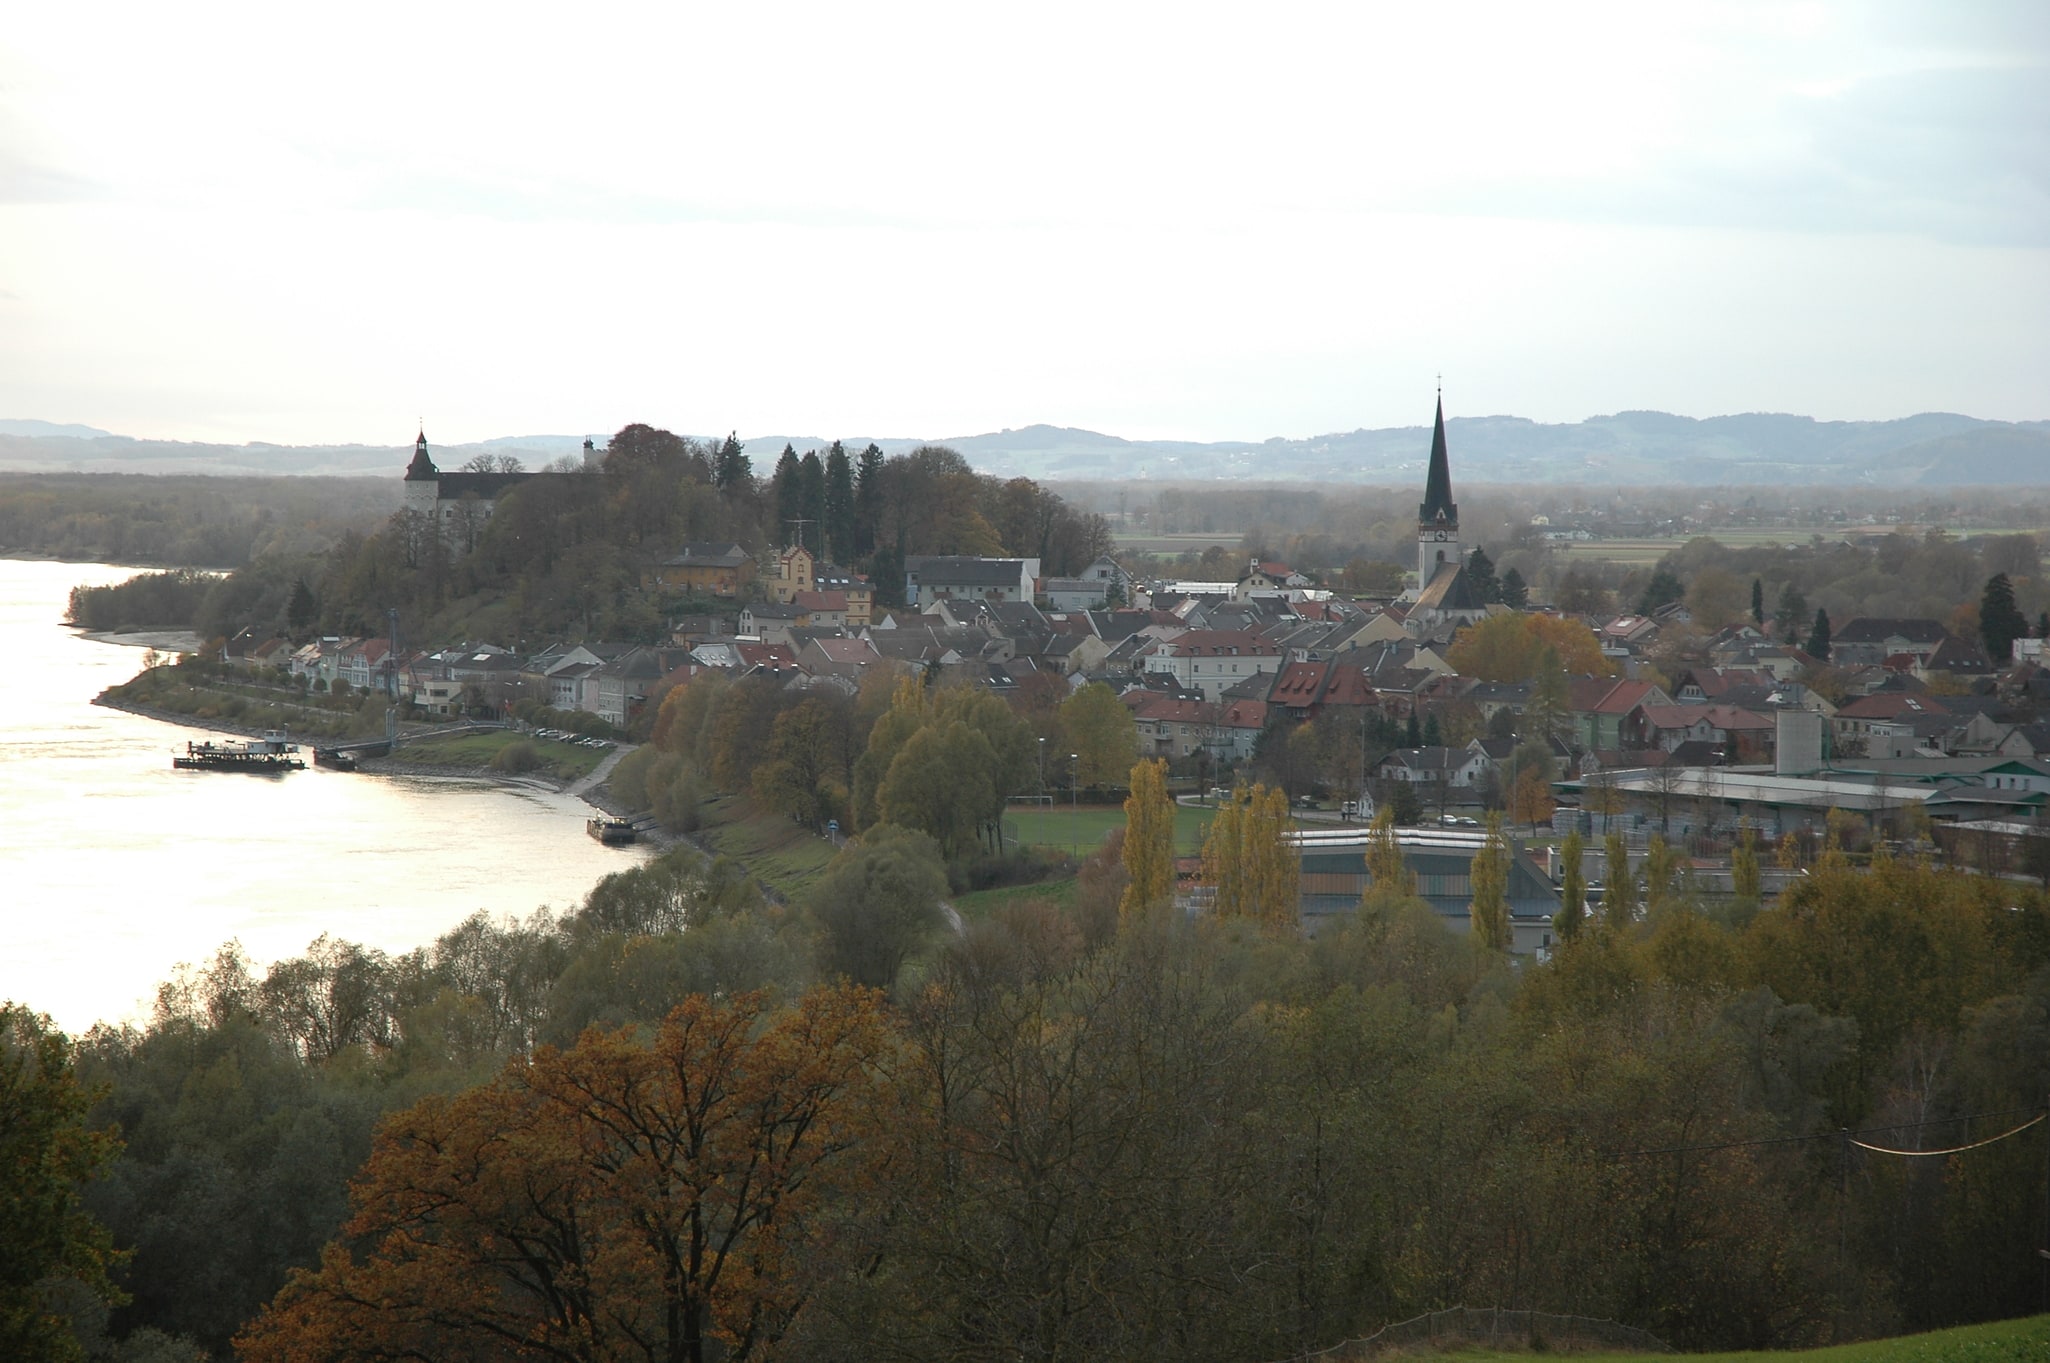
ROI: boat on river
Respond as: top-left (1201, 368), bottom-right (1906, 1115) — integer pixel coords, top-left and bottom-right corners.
top-left (172, 730), bottom-right (305, 773)
top-left (587, 815), bottom-right (638, 846)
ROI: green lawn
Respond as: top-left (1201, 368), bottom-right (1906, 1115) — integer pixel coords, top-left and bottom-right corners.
top-left (1392, 1315), bottom-right (2049, 1362)
top-left (692, 793), bottom-right (841, 901)
top-left (951, 877), bottom-right (1078, 920)
top-left (394, 730), bottom-right (607, 782)
top-left (1003, 801), bottom-right (1262, 857)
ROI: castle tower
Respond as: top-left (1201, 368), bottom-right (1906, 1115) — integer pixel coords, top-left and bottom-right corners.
top-left (402, 429), bottom-right (439, 517)
top-left (1416, 395), bottom-right (1460, 590)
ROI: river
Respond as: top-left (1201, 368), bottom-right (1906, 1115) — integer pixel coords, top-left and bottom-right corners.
top-left (0, 559), bottom-right (651, 1035)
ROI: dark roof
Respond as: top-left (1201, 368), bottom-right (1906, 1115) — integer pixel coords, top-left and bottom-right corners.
top-left (404, 431), bottom-right (437, 481)
top-left (906, 556), bottom-right (1030, 588)
top-left (1418, 394), bottom-right (1457, 528)
top-left (433, 470), bottom-right (536, 500)
top-left (1413, 562), bottom-right (1483, 612)
top-left (1833, 618), bottom-right (1950, 645)
top-left (664, 543), bottom-right (752, 568)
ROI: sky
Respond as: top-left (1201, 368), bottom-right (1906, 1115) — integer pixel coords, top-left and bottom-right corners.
top-left (2, 1), bottom-right (2046, 448)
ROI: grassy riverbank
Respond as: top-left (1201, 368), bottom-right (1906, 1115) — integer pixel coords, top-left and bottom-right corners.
top-left (1414, 1313), bottom-right (2050, 1362)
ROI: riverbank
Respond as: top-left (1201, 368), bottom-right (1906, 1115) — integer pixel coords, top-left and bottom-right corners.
top-left (80, 627), bottom-right (205, 652)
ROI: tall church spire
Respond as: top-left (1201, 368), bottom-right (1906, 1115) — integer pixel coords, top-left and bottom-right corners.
top-left (1418, 394), bottom-right (1456, 527)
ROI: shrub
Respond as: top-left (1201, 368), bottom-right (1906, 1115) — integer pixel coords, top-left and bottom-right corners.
top-left (490, 740), bottom-right (541, 774)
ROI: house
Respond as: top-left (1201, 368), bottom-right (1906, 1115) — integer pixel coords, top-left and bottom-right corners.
top-left (811, 563), bottom-right (873, 627)
top-left (654, 543), bottom-right (755, 598)
top-left (738, 601), bottom-right (811, 645)
top-left (1624, 703), bottom-right (1775, 759)
top-left (1125, 691), bottom-right (1268, 763)
top-left (1142, 629), bottom-right (1286, 702)
top-left (790, 590), bottom-right (850, 629)
top-left (1377, 745), bottom-right (1492, 791)
top-left (1569, 677), bottom-right (1670, 753)
top-left (1830, 618), bottom-right (1954, 668)
top-left (904, 556), bottom-right (1039, 607)
top-left (769, 544), bottom-right (815, 604)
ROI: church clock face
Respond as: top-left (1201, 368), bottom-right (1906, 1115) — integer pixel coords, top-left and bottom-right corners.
top-left (1428, 530), bottom-right (1448, 541)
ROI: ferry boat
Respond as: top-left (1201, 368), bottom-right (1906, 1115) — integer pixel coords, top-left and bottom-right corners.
top-left (173, 730), bottom-right (305, 773)
top-left (587, 815), bottom-right (638, 846)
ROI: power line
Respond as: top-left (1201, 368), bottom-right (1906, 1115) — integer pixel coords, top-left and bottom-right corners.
top-left (1601, 1103), bottom-right (2050, 1160)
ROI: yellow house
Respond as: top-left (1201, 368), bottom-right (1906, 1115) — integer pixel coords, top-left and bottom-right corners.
top-left (654, 543), bottom-right (755, 597)
top-left (770, 545), bottom-right (815, 603)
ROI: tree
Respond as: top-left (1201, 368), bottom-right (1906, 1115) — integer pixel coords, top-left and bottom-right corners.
top-left (1465, 547), bottom-right (1500, 604)
top-left (771, 445), bottom-right (803, 543)
top-left (1499, 566), bottom-right (1529, 610)
top-left (1978, 572), bottom-right (2027, 665)
top-left (1384, 778), bottom-right (1422, 826)
top-left (1119, 759), bottom-right (1174, 922)
top-left (1601, 827), bottom-right (1637, 930)
top-left (1199, 783), bottom-right (1297, 932)
top-left (1775, 583), bottom-right (1808, 644)
top-left (1557, 827), bottom-right (1586, 941)
top-left (237, 988), bottom-right (897, 1363)
top-left (811, 827), bottom-right (951, 987)
top-left (1, 1007), bottom-right (125, 1362)
top-left (1805, 607), bottom-right (1832, 662)
top-left (1731, 827), bottom-right (1762, 905)
top-left (1445, 612), bottom-right (1612, 682)
top-left (1643, 834), bottom-right (1677, 917)
top-left (823, 442), bottom-right (856, 563)
top-left (878, 720), bottom-right (1000, 858)
top-left (1468, 814), bottom-right (1511, 951)
top-left (1750, 577), bottom-right (1765, 627)
top-left (1362, 806), bottom-right (1413, 904)
top-left (1057, 683), bottom-right (1138, 789)
top-left (1637, 565), bottom-right (1684, 615)
top-left (714, 432), bottom-right (751, 493)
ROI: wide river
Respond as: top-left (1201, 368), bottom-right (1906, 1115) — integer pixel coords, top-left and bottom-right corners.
top-left (0, 559), bottom-right (651, 1035)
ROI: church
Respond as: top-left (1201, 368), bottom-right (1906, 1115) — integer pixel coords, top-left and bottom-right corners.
top-left (1404, 395), bottom-right (1489, 634)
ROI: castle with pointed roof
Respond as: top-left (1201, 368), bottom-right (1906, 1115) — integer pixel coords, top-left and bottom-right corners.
top-left (402, 430), bottom-right (595, 552)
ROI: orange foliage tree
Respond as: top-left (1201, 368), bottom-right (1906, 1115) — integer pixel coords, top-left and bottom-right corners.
top-left (1445, 611), bottom-right (1613, 682)
top-left (236, 987), bottom-right (901, 1363)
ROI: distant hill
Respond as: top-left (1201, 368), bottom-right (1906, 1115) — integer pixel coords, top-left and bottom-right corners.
top-left (2, 413), bottom-right (2046, 487)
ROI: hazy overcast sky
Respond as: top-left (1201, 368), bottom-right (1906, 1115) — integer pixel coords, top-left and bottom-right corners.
top-left (2, 1), bottom-right (2045, 447)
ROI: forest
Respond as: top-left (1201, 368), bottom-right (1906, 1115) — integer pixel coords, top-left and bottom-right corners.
top-left (8, 830), bottom-right (2048, 1362)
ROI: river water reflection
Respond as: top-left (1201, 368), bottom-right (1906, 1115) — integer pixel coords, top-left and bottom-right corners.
top-left (0, 559), bottom-right (650, 1034)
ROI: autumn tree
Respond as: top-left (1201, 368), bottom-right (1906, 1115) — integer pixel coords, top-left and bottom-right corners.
top-left (1643, 833), bottom-right (1677, 917)
top-left (811, 826), bottom-right (951, 988)
top-left (1445, 612), bottom-right (1611, 682)
top-left (237, 988), bottom-right (899, 1363)
top-left (1468, 814), bottom-right (1512, 952)
top-left (0, 1006), bottom-right (125, 1362)
top-left (1732, 826), bottom-right (1762, 905)
top-left (1601, 827), bottom-right (1637, 930)
top-left (1119, 758), bottom-right (1175, 922)
top-left (1057, 682), bottom-right (1138, 789)
top-left (1200, 783), bottom-right (1298, 933)
top-left (1557, 827), bottom-right (1586, 941)
top-left (878, 720), bottom-right (1000, 858)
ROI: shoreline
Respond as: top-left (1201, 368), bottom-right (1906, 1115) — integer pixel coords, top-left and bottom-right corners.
top-left (80, 627), bottom-right (206, 652)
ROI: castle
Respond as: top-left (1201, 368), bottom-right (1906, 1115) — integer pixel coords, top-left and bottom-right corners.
top-left (401, 430), bottom-right (595, 551)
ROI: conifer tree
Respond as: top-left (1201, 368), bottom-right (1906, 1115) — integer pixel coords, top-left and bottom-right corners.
top-left (714, 432), bottom-right (751, 492)
top-left (1466, 547), bottom-right (1499, 604)
top-left (853, 443), bottom-right (885, 556)
top-left (1775, 583), bottom-right (1808, 643)
top-left (1469, 813), bottom-right (1511, 951)
top-left (823, 442), bottom-right (856, 563)
top-left (1979, 572), bottom-right (2027, 664)
top-left (1557, 827), bottom-right (1586, 941)
top-left (1805, 607), bottom-right (1832, 661)
top-left (1499, 566), bottom-right (1528, 609)
top-left (797, 450), bottom-right (827, 555)
top-left (1119, 759), bottom-right (1174, 922)
top-left (1750, 577), bottom-right (1765, 626)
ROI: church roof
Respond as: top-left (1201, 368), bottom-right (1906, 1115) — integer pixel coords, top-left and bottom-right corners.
top-left (1418, 395), bottom-right (1457, 527)
top-left (404, 430), bottom-right (438, 481)
top-left (1413, 561), bottom-right (1483, 612)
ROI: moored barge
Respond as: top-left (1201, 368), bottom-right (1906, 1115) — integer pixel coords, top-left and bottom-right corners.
top-left (173, 730), bottom-right (305, 773)
top-left (587, 815), bottom-right (638, 846)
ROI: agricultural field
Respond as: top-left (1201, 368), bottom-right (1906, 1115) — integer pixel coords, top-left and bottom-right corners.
top-left (1113, 530), bottom-right (1247, 555)
top-left (1413, 1313), bottom-right (2050, 1363)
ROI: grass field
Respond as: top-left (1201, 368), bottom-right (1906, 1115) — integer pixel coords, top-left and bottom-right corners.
top-left (1375, 1314), bottom-right (2050, 1362)
top-left (691, 792), bottom-right (841, 901)
top-left (1003, 800), bottom-right (1274, 856)
top-left (394, 730), bottom-right (607, 782)
top-left (951, 877), bottom-right (1079, 920)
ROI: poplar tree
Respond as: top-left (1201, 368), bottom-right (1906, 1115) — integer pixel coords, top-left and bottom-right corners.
top-left (1643, 834), bottom-right (1676, 917)
top-left (1119, 759), bottom-right (1174, 922)
top-left (1601, 827), bottom-right (1637, 930)
top-left (1557, 827), bottom-right (1586, 941)
top-left (1363, 806), bottom-right (1413, 903)
top-left (1732, 827), bottom-right (1762, 904)
top-left (1199, 781), bottom-right (1297, 933)
top-left (1469, 813), bottom-right (1511, 951)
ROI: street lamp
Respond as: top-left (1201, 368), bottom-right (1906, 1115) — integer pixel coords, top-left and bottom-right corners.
top-left (1071, 753), bottom-right (1079, 816)
top-left (1038, 736), bottom-right (1046, 798)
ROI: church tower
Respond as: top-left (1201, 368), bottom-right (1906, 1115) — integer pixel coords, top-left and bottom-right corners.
top-left (1416, 394), bottom-right (1460, 590)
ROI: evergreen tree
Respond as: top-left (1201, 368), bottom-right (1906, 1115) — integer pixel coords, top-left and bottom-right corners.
top-left (1468, 813), bottom-right (1511, 951)
top-left (1775, 583), bottom-right (1808, 644)
top-left (1979, 572), bottom-right (2027, 664)
top-left (1637, 565), bottom-right (1684, 615)
top-left (1557, 827), bottom-right (1586, 940)
top-left (1421, 711), bottom-right (1442, 747)
top-left (2037, 610), bottom-right (2049, 640)
top-left (771, 445), bottom-right (803, 545)
top-left (1405, 712), bottom-right (1422, 747)
top-left (1466, 547), bottom-right (1500, 604)
top-left (1385, 779), bottom-right (1422, 826)
top-left (1750, 577), bottom-right (1765, 626)
top-left (853, 442), bottom-right (885, 556)
top-left (1499, 566), bottom-right (1528, 609)
top-left (823, 442), bottom-right (856, 564)
top-left (1805, 607), bottom-right (1832, 661)
top-left (713, 432), bottom-right (750, 493)
top-left (798, 450), bottom-right (827, 555)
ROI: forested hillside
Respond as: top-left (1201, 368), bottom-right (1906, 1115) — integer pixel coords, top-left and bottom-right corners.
top-left (0, 474), bottom-right (397, 567)
top-left (10, 841), bottom-right (2048, 1361)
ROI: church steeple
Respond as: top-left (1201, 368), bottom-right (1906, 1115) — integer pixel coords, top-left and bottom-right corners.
top-left (1418, 394), bottom-right (1456, 528)
top-left (1415, 393), bottom-right (1462, 593)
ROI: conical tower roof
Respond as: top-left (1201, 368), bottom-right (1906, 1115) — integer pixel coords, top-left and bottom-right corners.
top-left (404, 428), bottom-right (438, 481)
top-left (1417, 396), bottom-right (1456, 527)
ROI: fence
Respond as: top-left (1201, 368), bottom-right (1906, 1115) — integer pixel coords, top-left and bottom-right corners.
top-left (1286, 1306), bottom-right (1672, 1359)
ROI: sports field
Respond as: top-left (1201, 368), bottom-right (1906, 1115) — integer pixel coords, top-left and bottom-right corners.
top-left (1002, 801), bottom-right (1234, 856)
